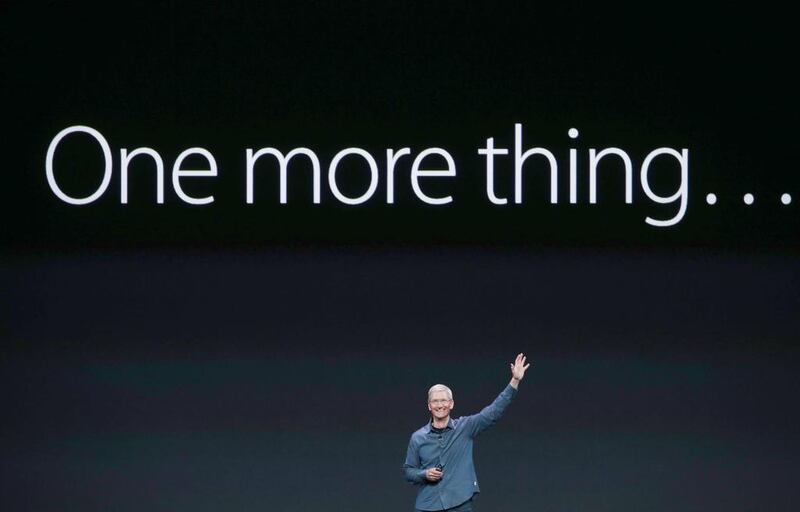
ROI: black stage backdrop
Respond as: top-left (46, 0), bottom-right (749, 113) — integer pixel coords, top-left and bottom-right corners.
top-left (1, 3), bottom-right (798, 511)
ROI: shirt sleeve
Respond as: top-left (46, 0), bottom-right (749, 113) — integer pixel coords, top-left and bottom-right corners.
top-left (461, 383), bottom-right (518, 437)
top-left (402, 435), bottom-right (428, 485)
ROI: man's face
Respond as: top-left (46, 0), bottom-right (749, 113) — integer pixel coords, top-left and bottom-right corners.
top-left (428, 390), bottom-right (454, 421)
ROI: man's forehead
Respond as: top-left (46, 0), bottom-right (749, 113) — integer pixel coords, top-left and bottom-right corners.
top-left (429, 391), bottom-right (451, 400)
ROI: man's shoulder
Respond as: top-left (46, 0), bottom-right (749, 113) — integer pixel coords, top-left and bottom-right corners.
top-left (451, 415), bottom-right (471, 428)
top-left (409, 424), bottom-right (429, 440)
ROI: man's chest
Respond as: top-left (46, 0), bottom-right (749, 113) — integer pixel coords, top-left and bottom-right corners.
top-left (416, 429), bottom-right (468, 465)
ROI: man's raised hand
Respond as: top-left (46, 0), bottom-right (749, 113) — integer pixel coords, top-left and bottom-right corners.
top-left (509, 353), bottom-right (531, 387)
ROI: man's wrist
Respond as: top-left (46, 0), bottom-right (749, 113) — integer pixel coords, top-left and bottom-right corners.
top-left (510, 377), bottom-right (520, 389)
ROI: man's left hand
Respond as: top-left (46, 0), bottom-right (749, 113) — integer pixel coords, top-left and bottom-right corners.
top-left (510, 353), bottom-right (531, 382)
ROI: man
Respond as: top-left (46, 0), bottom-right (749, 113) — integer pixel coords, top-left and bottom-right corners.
top-left (403, 353), bottom-right (530, 511)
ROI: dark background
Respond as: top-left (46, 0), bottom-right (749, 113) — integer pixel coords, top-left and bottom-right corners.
top-left (1, 2), bottom-right (798, 511)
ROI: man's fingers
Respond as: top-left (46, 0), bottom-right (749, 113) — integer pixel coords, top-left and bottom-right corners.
top-left (524, 363), bottom-right (530, 370)
top-left (427, 469), bottom-right (442, 481)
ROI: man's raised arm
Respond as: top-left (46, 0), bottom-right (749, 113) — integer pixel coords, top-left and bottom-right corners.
top-left (465, 353), bottom-right (531, 437)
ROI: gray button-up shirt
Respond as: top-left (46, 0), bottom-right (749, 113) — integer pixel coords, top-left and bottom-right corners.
top-left (403, 384), bottom-right (518, 511)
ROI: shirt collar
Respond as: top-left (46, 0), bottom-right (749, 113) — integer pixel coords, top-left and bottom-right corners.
top-left (426, 418), bottom-right (454, 433)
